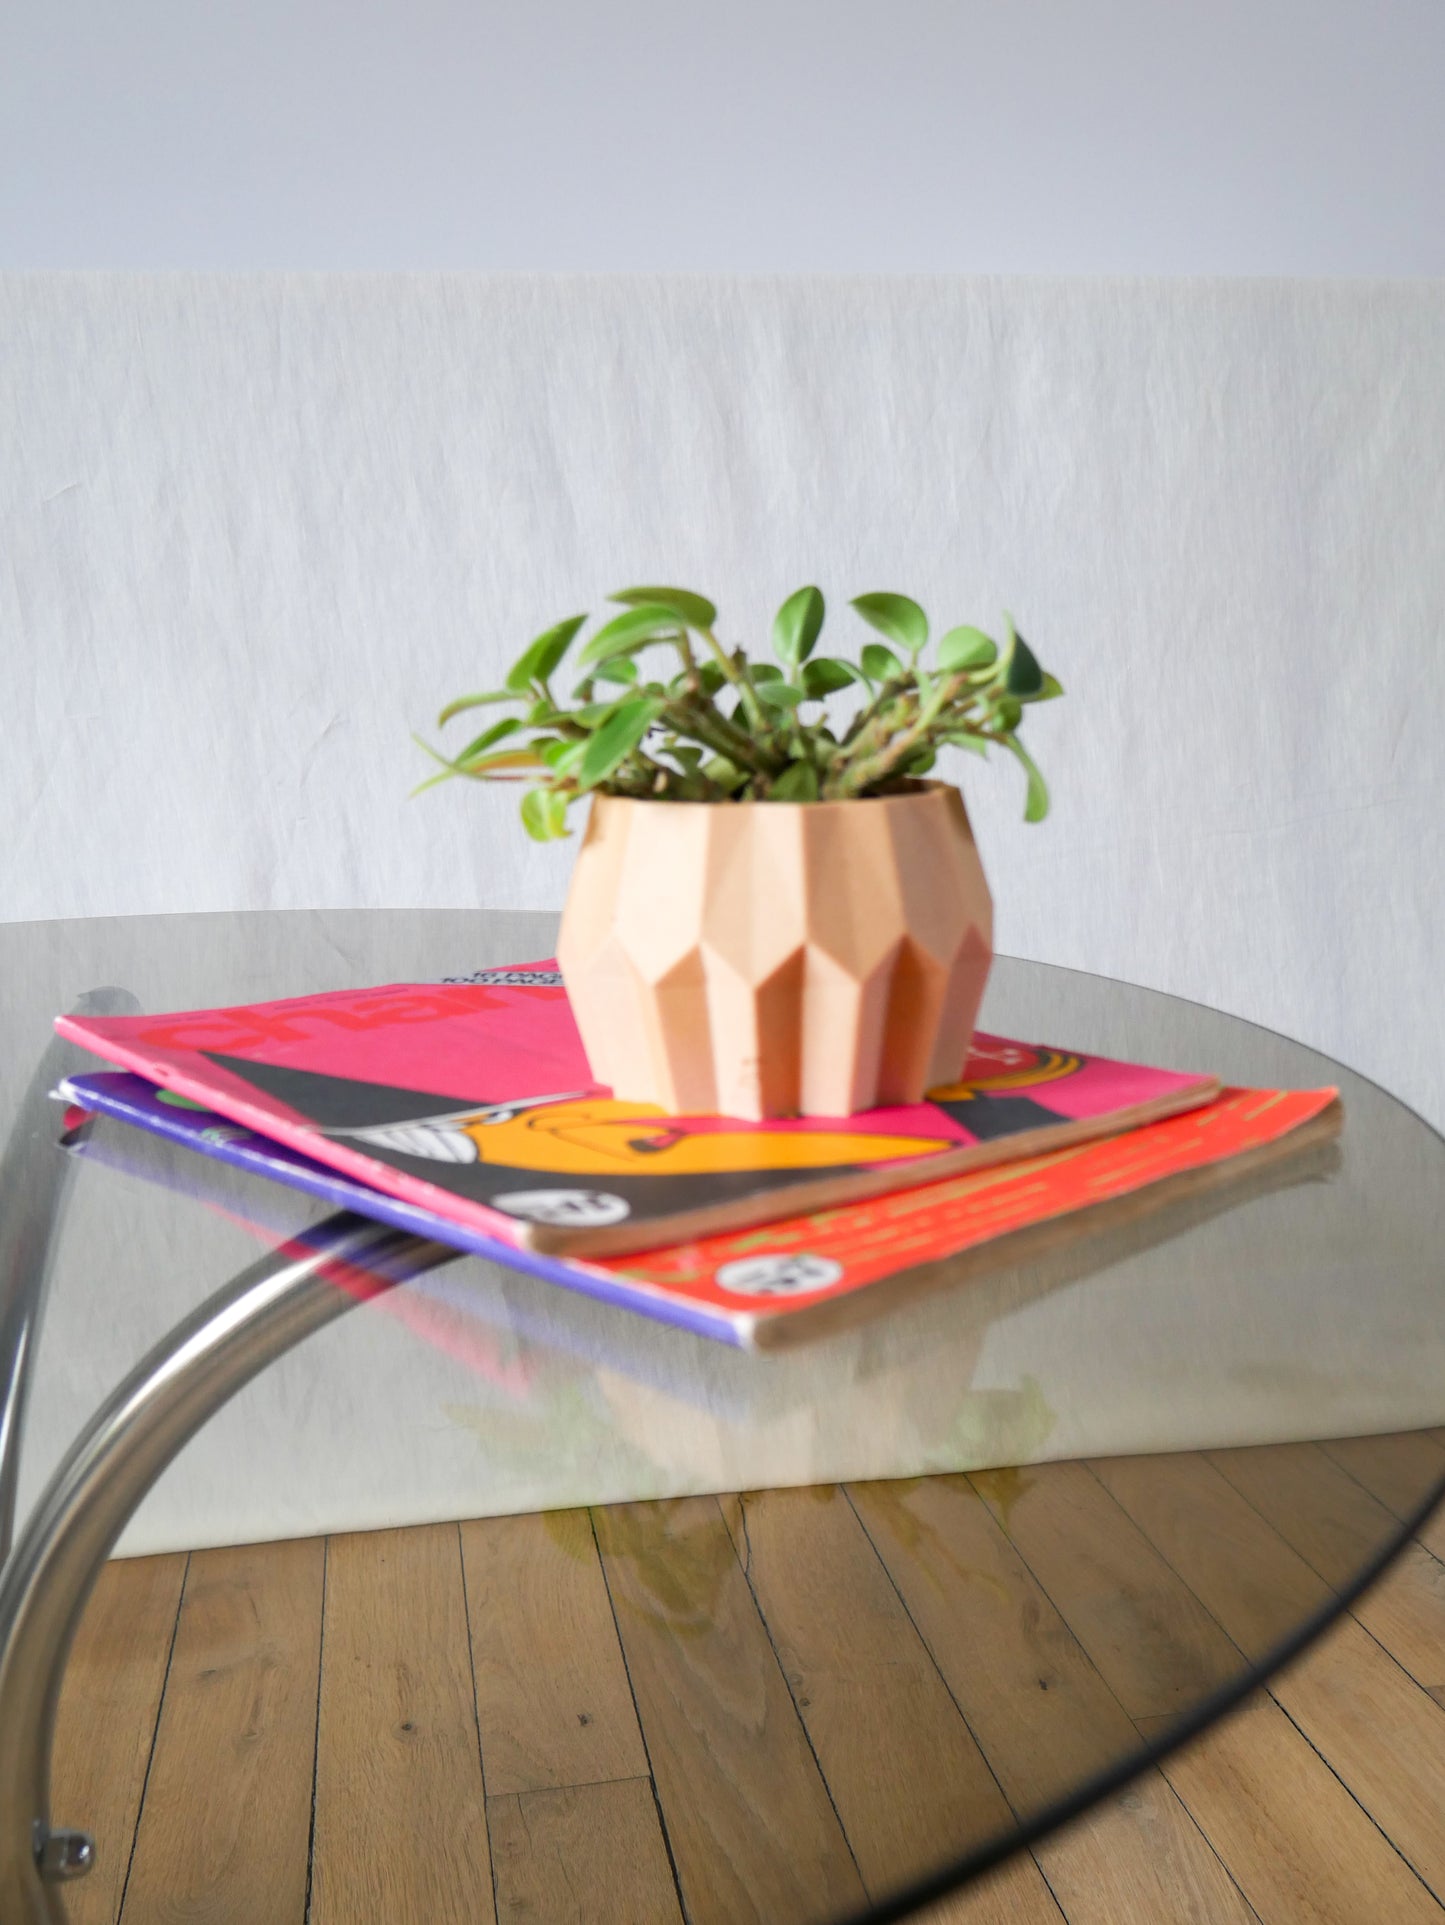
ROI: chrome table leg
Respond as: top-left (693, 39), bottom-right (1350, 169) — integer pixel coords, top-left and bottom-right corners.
top-left (0, 1213), bottom-right (456, 1924)
top-left (0, 989), bottom-right (141, 1565)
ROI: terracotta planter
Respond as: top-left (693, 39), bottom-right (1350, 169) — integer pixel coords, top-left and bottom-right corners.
top-left (556, 782), bottom-right (993, 1120)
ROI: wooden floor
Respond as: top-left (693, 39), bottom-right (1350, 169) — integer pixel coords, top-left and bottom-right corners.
top-left (50, 1430), bottom-right (1445, 1924)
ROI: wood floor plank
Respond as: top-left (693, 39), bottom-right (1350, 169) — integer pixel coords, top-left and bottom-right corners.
top-left (1090, 1451), bottom-right (1329, 1660)
top-left (51, 1552), bottom-right (188, 1925)
top-left (1423, 1504), bottom-right (1445, 1566)
top-left (1269, 1617), bottom-right (1445, 1905)
top-left (1032, 1791), bottom-right (1261, 1925)
top-left (593, 1496), bottom-right (866, 1925)
top-left (310, 1525), bottom-right (494, 1925)
top-left (1206, 1433), bottom-right (1445, 1678)
top-left (459, 1507), bottom-right (647, 1795)
top-left (119, 1538), bottom-right (323, 1924)
top-left (1320, 1432), bottom-right (1445, 1534)
top-left (1208, 1440), bottom-right (1412, 1591)
top-left (720, 1488), bottom-right (1061, 1919)
top-left (1136, 1697), bottom-right (1445, 1924)
top-left (1346, 1544), bottom-right (1445, 1693)
top-left (1097, 1448), bottom-right (1445, 1902)
top-left (487, 1777), bottom-right (682, 1924)
top-left (970, 1460), bottom-right (1243, 1721)
top-left (848, 1475), bottom-right (1137, 1811)
top-left (849, 1476), bottom-right (1255, 1923)
top-left (914, 1859), bottom-right (1068, 1924)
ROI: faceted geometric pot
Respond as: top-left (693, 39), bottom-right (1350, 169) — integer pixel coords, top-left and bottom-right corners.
top-left (556, 781), bottom-right (993, 1120)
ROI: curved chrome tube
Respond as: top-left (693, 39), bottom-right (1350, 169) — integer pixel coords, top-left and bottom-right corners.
top-left (0, 1212), bottom-right (456, 1924)
top-left (0, 989), bottom-right (142, 1564)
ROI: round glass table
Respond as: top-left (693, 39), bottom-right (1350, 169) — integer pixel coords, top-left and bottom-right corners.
top-left (2, 908), bottom-right (1443, 1924)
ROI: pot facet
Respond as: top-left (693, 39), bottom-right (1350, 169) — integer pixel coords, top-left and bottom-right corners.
top-left (556, 783), bottom-right (993, 1119)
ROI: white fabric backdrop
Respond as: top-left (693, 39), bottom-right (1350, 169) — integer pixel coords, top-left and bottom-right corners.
top-left (2, 274), bottom-right (1442, 1128)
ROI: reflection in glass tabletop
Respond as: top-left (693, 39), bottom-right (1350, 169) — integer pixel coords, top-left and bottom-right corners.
top-left (2, 908), bottom-right (1443, 1923)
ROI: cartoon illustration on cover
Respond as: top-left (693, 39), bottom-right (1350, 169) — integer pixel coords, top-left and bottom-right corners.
top-left (200, 1051), bottom-right (960, 1226)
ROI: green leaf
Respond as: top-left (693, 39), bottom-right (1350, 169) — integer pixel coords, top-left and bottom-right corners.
top-left (576, 604), bottom-right (683, 669)
top-left (409, 763), bottom-right (461, 797)
top-left (904, 747), bottom-right (937, 775)
top-left (670, 744), bottom-right (704, 773)
top-left (1004, 630), bottom-right (1045, 697)
top-left (852, 592), bottom-right (928, 657)
top-left (593, 658), bottom-right (639, 687)
top-left (861, 642), bottom-right (905, 683)
top-left (755, 679), bottom-right (803, 711)
top-left (772, 585), bottom-right (825, 668)
top-left (520, 789), bottom-right (548, 839)
top-left (539, 737), bottom-right (587, 775)
top-left (940, 730), bottom-right (988, 757)
top-left (992, 696), bottom-right (1023, 732)
top-left (937, 626), bottom-right (998, 672)
top-left (750, 663), bottom-right (785, 683)
top-left (520, 787), bottom-right (571, 841)
top-left (770, 761), bottom-right (820, 801)
top-left (702, 755), bottom-right (746, 793)
top-left (411, 727), bottom-right (541, 791)
top-left (429, 743), bottom-right (549, 782)
top-left (609, 585), bottom-right (717, 627)
top-left (800, 657), bottom-right (858, 700)
top-left (456, 715), bottom-right (522, 763)
top-left (437, 689), bottom-right (516, 727)
top-left (1005, 736), bottom-right (1050, 821)
top-left (1020, 670), bottom-right (1065, 704)
top-left (411, 733), bottom-right (462, 791)
top-left (504, 614), bottom-right (588, 693)
top-left (576, 697), bottom-right (659, 788)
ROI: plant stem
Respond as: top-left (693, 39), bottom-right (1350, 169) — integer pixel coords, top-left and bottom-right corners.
top-left (840, 678), bottom-right (900, 747)
top-left (697, 626), bottom-right (773, 738)
top-left (661, 696), bottom-right (785, 779)
top-left (831, 670), bottom-right (979, 797)
top-left (831, 687), bottom-right (918, 786)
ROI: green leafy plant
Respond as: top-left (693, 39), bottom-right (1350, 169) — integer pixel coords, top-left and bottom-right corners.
top-left (416, 587), bottom-right (1063, 841)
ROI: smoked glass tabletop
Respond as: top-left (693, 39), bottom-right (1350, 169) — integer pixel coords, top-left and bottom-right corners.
top-left (4, 907), bottom-right (1444, 1922)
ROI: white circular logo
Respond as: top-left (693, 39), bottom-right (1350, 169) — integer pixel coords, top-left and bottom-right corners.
top-left (490, 1189), bottom-right (631, 1229)
top-left (714, 1254), bottom-right (844, 1298)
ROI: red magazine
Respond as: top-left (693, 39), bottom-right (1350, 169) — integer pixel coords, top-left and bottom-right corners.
top-left (54, 962), bottom-right (1225, 1259)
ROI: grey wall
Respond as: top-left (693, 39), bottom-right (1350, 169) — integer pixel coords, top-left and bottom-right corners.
top-left (3, 0), bottom-right (1444, 273)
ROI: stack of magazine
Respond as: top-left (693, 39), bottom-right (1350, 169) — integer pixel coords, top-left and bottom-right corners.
top-left (55, 963), bottom-right (1338, 1350)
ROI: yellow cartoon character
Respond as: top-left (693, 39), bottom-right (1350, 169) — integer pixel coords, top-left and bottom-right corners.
top-left (340, 1091), bottom-right (948, 1178)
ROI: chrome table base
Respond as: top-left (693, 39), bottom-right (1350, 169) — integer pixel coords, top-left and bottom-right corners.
top-left (0, 1001), bottom-right (456, 1921)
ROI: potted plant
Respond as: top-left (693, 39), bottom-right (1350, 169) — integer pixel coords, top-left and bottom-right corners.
top-left (418, 587), bottom-right (1062, 1120)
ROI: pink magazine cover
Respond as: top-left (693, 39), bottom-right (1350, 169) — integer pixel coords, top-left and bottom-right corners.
top-left (55, 961), bottom-right (1221, 1259)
